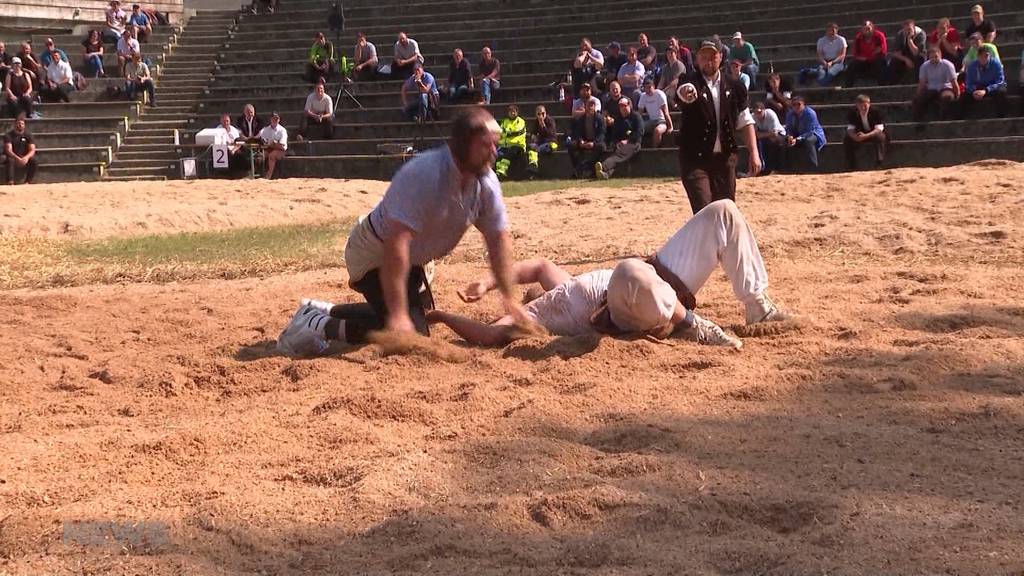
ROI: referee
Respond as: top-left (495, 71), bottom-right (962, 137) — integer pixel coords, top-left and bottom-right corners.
top-left (674, 40), bottom-right (761, 214)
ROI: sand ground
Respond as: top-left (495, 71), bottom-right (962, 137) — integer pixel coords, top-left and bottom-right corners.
top-left (1, 163), bottom-right (1023, 575)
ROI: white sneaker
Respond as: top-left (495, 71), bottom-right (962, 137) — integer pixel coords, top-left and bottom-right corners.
top-left (681, 314), bottom-right (743, 349)
top-left (276, 305), bottom-right (330, 357)
top-left (745, 293), bottom-right (794, 325)
top-left (300, 298), bottom-right (335, 315)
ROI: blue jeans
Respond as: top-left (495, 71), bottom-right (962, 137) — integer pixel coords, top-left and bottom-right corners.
top-left (87, 54), bottom-right (104, 76)
top-left (403, 93), bottom-right (429, 121)
top-left (481, 78), bottom-right (499, 104)
top-left (126, 79), bottom-right (155, 104)
top-left (447, 84), bottom-right (469, 102)
top-left (741, 63), bottom-right (759, 85)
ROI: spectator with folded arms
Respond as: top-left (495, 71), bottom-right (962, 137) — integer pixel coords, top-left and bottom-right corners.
top-left (928, 18), bottom-right (963, 69)
top-left (800, 22), bottom-right (847, 86)
top-left (888, 19), bottom-right (926, 83)
top-left (617, 46), bottom-right (645, 103)
top-left (236, 104), bottom-right (264, 140)
top-left (636, 33), bottom-right (657, 72)
top-left (351, 32), bottom-right (378, 81)
top-left (843, 94), bottom-right (888, 170)
top-left (82, 30), bottom-right (106, 77)
top-left (751, 101), bottom-right (786, 175)
top-left (843, 21), bottom-right (887, 87)
top-left (912, 47), bottom-right (959, 122)
top-left (960, 45), bottom-right (1007, 118)
top-left (783, 95), bottom-right (825, 172)
top-left (446, 48), bottom-right (473, 103)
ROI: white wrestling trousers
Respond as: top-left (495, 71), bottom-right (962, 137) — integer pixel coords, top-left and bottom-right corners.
top-left (654, 199), bottom-right (769, 306)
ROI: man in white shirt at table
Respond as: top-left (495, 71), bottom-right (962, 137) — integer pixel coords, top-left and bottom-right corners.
top-left (258, 112), bottom-right (288, 179)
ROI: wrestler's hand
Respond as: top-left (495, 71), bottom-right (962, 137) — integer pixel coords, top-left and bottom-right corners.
top-left (457, 280), bottom-right (490, 303)
top-left (504, 299), bottom-right (533, 328)
top-left (748, 153), bottom-right (762, 177)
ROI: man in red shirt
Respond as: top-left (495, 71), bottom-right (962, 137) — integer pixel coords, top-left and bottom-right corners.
top-left (843, 21), bottom-right (888, 87)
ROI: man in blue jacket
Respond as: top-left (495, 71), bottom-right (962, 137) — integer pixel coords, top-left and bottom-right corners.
top-left (783, 95), bottom-right (826, 172)
top-left (959, 46), bottom-right (1008, 118)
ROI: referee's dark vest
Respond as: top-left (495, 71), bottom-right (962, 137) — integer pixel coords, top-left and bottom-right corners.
top-left (674, 70), bottom-right (749, 163)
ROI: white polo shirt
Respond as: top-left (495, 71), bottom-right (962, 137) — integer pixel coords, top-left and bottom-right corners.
top-left (259, 124), bottom-right (288, 150)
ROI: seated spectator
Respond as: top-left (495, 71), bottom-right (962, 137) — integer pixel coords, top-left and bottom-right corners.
top-left (259, 112), bottom-right (287, 179)
top-left (252, 0), bottom-right (278, 15)
top-left (567, 98), bottom-right (606, 178)
top-left (528, 104), bottom-right (558, 174)
top-left (16, 43), bottom-right (42, 82)
top-left (913, 47), bottom-right (960, 122)
top-left (571, 83), bottom-right (601, 118)
top-left (783, 96), bottom-right (825, 172)
top-left (604, 41), bottom-right (626, 78)
top-left (124, 51), bottom-right (156, 106)
top-left (116, 30), bottom-right (140, 76)
top-left (128, 4), bottom-right (152, 44)
top-left (495, 104), bottom-right (527, 180)
top-left (42, 50), bottom-right (75, 103)
top-left (39, 38), bottom-right (69, 68)
top-left (965, 4), bottom-right (997, 44)
top-left (764, 70), bottom-right (794, 117)
top-left (800, 22), bottom-right (847, 86)
top-left (476, 46), bottom-right (500, 105)
top-left (928, 18), bottom-right (963, 69)
top-left (751, 101), bottom-right (786, 175)
top-left (400, 64), bottom-right (438, 122)
top-left (4, 59), bottom-right (35, 118)
top-left (601, 80), bottom-right (625, 137)
top-left (0, 43), bottom-right (12, 79)
top-left (636, 33), bottom-right (657, 72)
top-left (727, 58), bottom-right (751, 89)
top-left (3, 116), bottom-right (37, 185)
top-left (82, 30), bottom-right (106, 78)
top-left (299, 82), bottom-right (334, 140)
top-left (636, 78), bottom-right (672, 147)
top-left (843, 94), bottom-right (888, 170)
top-left (236, 104), bottom-right (264, 139)
top-left (888, 19), bottom-right (926, 83)
top-left (391, 32), bottom-right (422, 80)
top-left (711, 34), bottom-right (730, 64)
top-left (351, 32), bottom-right (377, 81)
top-left (213, 113), bottom-right (245, 169)
top-left (664, 36), bottom-right (693, 76)
top-left (730, 32), bottom-right (759, 84)
top-left (596, 97), bottom-right (644, 179)
top-left (617, 47), bottom-right (645, 102)
top-left (843, 21), bottom-right (887, 87)
top-left (305, 32), bottom-right (335, 85)
top-left (960, 46), bottom-right (1007, 118)
top-left (961, 32), bottom-right (1000, 72)
top-left (104, 0), bottom-right (128, 44)
top-left (571, 38), bottom-right (604, 94)
top-left (446, 48), bottom-right (473, 102)
top-left (658, 47), bottom-right (686, 103)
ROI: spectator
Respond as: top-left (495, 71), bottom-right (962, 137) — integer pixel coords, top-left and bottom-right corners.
top-left (299, 82), bottom-right (334, 140)
top-left (400, 64), bottom-right (437, 122)
top-left (3, 116), bottom-right (37, 185)
top-left (596, 97), bottom-right (644, 179)
top-left (128, 4), bottom-right (152, 44)
top-left (928, 18), bottom-right (963, 68)
top-left (476, 46), bottom-right (500, 105)
top-left (213, 113), bottom-right (245, 169)
top-left (39, 38), bottom-right (69, 68)
top-left (601, 80), bottom-right (625, 138)
top-left (352, 32), bottom-right (377, 81)
top-left (4, 59), bottom-right (35, 118)
top-left (800, 23), bottom-right (847, 86)
top-left (664, 36), bottom-right (694, 76)
top-left (658, 47), bottom-right (686, 102)
top-left (391, 32), bottom-right (422, 80)
top-left (124, 51), bottom-right (156, 106)
top-left (495, 104), bottom-right (527, 180)
top-left (236, 104), bottom-right (264, 139)
top-left (528, 104), bottom-right (557, 175)
top-left (961, 32), bottom-right (1000, 72)
top-left (252, 0), bottom-right (278, 15)
top-left (965, 4), bottom-right (997, 44)
top-left (604, 41), bottom-right (626, 77)
top-left (104, 0), bottom-right (128, 44)
top-left (636, 33), bottom-right (657, 71)
top-left (783, 96), bottom-right (825, 172)
top-left (844, 21), bottom-right (887, 87)
top-left (572, 83), bottom-right (601, 118)
top-left (888, 19), bottom-right (926, 83)
top-left (116, 30), bottom-right (140, 76)
top-left (305, 32), bottom-right (335, 85)
top-left (711, 34), bottom-right (730, 64)
top-left (82, 30), bottom-right (106, 77)
top-left (751, 101), bottom-right (786, 175)
top-left (960, 46), bottom-right (1007, 118)
top-left (617, 47), bottom-right (645, 102)
top-left (764, 70), bottom-right (794, 117)
top-left (0, 43), bottom-right (11, 79)
top-left (727, 58), bottom-right (751, 89)
top-left (571, 38), bottom-right (604, 94)
top-left (446, 48), bottom-right (473, 103)
top-left (843, 94), bottom-right (888, 170)
top-left (42, 50), bottom-right (75, 102)
top-left (259, 112), bottom-right (288, 179)
top-left (636, 78), bottom-right (672, 147)
top-left (16, 43), bottom-right (42, 82)
top-left (912, 47), bottom-right (960, 122)
top-left (567, 98), bottom-right (606, 178)
top-left (730, 32), bottom-right (759, 84)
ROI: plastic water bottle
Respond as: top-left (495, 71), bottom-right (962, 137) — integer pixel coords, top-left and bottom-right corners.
top-left (558, 85), bottom-right (565, 101)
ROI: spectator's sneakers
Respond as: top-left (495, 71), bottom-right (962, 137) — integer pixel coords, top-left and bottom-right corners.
top-left (276, 305), bottom-right (330, 357)
top-left (594, 161), bottom-right (609, 179)
top-left (300, 297), bottom-right (335, 315)
top-left (680, 313), bottom-right (743, 349)
top-left (744, 293), bottom-right (794, 325)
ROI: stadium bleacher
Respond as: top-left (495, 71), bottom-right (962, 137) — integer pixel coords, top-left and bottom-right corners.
top-left (2, 0), bottom-right (1023, 182)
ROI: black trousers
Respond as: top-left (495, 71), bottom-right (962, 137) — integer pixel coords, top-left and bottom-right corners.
top-left (912, 89), bottom-right (956, 122)
top-left (959, 88), bottom-right (1009, 119)
top-left (6, 94), bottom-right (33, 117)
top-left (331, 266), bottom-right (434, 343)
top-left (300, 115), bottom-right (334, 139)
top-left (680, 152), bottom-right (738, 214)
top-left (567, 143), bottom-right (604, 177)
top-left (5, 157), bottom-right (38, 184)
top-left (843, 58), bottom-right (885, 87)
top-left (843, 132), bottom-right (889, 170)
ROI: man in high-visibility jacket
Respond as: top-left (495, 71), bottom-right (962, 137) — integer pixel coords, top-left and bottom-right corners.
top-left (495, 104), bottom-right (528, 179)
top-left (305, 32), bottom-right (336, 84)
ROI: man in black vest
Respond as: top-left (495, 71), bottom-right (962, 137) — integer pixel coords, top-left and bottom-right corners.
top-left (674, 40), bottom-right (761, 214)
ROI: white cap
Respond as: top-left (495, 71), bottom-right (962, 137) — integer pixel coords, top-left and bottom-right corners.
top-left (11, 56), bottom-right (21, 65)
top-left (607, 259), bottom-right (677, 334)
top-left (732, 31), bottom-right (743, 40)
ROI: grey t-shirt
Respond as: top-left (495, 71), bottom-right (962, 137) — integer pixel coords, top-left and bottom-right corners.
top-left (305, 93), bottom-right (334, 115)
top-left (919, 58), bottom-right (957, 91)
top-left (394, 38), bottom-right (422, 62)
top-left (355, 41), bottom-right (377, 65)
top-left (657, 59), bottom-right (686, 91)
top-left (816, 35), bottom-right (847, 61)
